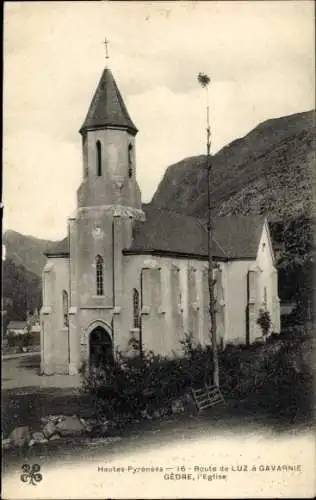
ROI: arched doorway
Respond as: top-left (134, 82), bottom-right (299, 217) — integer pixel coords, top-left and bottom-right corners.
top-left (89, 326), bottom-right (113, 372)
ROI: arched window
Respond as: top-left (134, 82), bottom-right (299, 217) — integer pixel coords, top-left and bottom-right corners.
top-left (62, 290), bottom-right (69, 327)
top-left (128, 143), bottom-right (133, 178)
top-left (96, 255), bottom-right (104, 296)
top-left (133, 288), bottom-right (140, 328)
top-left (96, 141), bottom-right (102, 176)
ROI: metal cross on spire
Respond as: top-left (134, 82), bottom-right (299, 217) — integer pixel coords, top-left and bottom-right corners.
top-left (103, 37), bottom-right (110, 60)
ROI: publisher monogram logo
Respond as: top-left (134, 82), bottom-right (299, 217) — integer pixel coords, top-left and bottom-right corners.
top-left (20, 464), bottom-right (42, 486)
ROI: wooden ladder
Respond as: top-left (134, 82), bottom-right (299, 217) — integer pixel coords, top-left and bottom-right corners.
top-left (191, 384), bottom-right (225, 411)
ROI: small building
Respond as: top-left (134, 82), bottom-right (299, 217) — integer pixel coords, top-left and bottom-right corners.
top-left (40, 65), bottom-right (280, 376)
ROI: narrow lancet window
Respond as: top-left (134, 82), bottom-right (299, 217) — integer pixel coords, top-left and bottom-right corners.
top-left (96, 255), bottom-right (104, 296)
top-left (128, 143), bottom-right (133, 178)
top-left (62, 290), bottom-right (69, 327)
top-left (133, 288), bottom-right (140, 328)
top-left (96, 141), bottom-right (102, 176)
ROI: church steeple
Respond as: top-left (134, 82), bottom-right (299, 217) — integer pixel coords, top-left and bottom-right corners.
top-left (77, 66), bottom-right (142, 212)
top-left (79, 68), bottom-right (138, 136)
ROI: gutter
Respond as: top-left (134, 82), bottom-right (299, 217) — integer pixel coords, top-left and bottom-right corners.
top-left (123, 248), bottom-right (228, 261)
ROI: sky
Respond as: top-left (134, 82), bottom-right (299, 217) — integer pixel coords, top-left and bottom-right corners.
top-left (3, 1), bottom-right (315, 241)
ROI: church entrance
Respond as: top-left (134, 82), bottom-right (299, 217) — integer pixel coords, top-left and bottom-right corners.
top-left (89, 327), bottom-right (113, 372)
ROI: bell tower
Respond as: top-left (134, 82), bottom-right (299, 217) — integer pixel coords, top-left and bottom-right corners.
top-left (66, 66), bottom-right (145, 374)
top-left (77, 67), bottom-right (143, 213)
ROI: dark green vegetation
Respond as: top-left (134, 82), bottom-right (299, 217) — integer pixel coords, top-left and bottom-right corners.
top-left (2, 259), bottom-right (42, 331)
top-left (81, 327), bottom-right (314, 429)
top-left (2, 231), bottom-right (56, 329)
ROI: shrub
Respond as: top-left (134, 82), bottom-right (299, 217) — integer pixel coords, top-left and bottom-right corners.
top-left (257, 309), bottom-right (271, 337)
top-left (81, 333), bottom-right (216, 422)
top-left (81, 326), bottom-right (313, 427)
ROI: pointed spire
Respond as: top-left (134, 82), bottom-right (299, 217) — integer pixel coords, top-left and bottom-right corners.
top-left (80, 68), bottom-right (138, 135)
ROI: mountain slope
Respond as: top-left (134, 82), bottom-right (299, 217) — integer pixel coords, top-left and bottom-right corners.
top-left (151, 110), bottom-right (315, 221)
top-left (3, 230), bottom-right (56, 278)
top-left (2, 259), bottom-right (42, 329)
top-left (150, 110), bottom-right (315, 310)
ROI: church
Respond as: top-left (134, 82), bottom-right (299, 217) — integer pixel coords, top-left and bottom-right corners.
top-left (40, 65), bottom-right (280, 376)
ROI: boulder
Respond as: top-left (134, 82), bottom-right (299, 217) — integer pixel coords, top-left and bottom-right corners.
top-left (140, 409), bottom-right (152, 420)
top-left (171, 399), bottom-right (185, 414)
top-left (43, 421), bottom-right (57, 439)
top-left (84, 418), bottom-right (98, 433)
top-left (32, 432), bottom-right (47, 443)
top-left (41, 415), bottom-right (64, 425)
top-left (49, 433), bottom-right (61, 441)
top-left (55, 415), bottom-right (85, 436)
top-left (79, 417), bottom-right (87, 428)
top-left (8, 426), bottom-right (31, 447)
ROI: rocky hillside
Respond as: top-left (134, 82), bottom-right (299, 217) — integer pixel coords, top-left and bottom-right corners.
top-left (3, 230), bottom-right (55, 278)
top-left (151, 110), bottom-right (315, 221)
top-left (150, 110), bottom-right (315, 311)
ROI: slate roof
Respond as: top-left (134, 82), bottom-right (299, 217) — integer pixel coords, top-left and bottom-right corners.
top-left (44, 210), bottom-right (266, 261)
top-left (210, 213), bottom-right (266, 259)
top-left (80, 68), bottom-right (137, 135)
top-left (125, 208), bottom-right (265, 260)
top-left (7, 321), bottom-right (27, 330)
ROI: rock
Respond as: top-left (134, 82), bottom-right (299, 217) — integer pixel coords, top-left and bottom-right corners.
top-left (84, 418), bottom-right (98, 433)
top-left (2, 438), bottom-right (12, 450)
top-left (49, 433), bottom-right (61, 441)
top-left (86, 418), bottom-right (98, 427)
top-left (140, 409), bottom-right (152, 420)
top-left (32, 431), bottom-right (46, 443)
top-left (9, 426), bottom-right (31, 447)
top-left (55, 415), bottom-right (85, 436)
top-left (43, 421), bottom-right (57, 438)
top-left (41, 415), bottom-right (64, 425)
top-left (171, 400), bottom-right (185, 414)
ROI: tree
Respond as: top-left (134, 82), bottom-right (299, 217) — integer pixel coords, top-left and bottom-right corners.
top-left (197, 72), bottom-right (219, 387)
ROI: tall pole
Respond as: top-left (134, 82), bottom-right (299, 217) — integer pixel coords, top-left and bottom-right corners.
top-left (198, 73), bottom-right (219, 388)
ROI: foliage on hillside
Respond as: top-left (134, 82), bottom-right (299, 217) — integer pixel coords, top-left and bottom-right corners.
top-left (269, 214), bottom-right (314, 314)
top-left (151, 111), bottom-right (314, 221)
top-left (3, 230), bottom-right (54, 278)
top-left (2, 259), bottom-right (42, 331)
